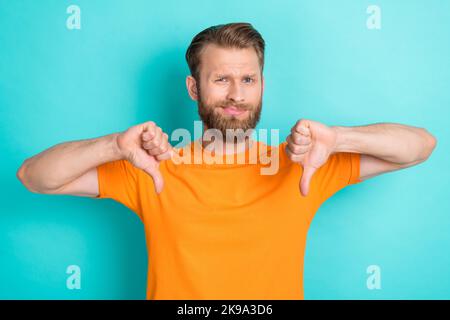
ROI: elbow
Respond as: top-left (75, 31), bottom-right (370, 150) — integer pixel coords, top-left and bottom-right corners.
top-left (16, 161), bottom-right (27, 184)
top-left (17, 160), bottom-right (38, 193)
top-left (420, 128), bottom-right (437, 161)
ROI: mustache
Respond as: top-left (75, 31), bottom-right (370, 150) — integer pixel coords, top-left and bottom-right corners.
top-left (219, 103), bottom-right (252, 110)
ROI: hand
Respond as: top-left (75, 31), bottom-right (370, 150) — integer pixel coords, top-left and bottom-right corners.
top-left (285, 119), bottom-right (337, 196)
top-left (115, 121), bottom-right (174, 194)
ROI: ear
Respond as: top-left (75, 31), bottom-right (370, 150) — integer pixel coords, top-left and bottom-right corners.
top-left (261, 74), bottom-right (265, 95)
top-left (186, 75), bottom-right (199, 101)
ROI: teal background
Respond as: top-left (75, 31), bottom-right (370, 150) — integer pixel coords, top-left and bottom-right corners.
top-left (1, 0), bottom-right (448, 299)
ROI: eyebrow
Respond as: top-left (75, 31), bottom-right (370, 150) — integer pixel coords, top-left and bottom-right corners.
top-left (214, 73), bottom-right (258, 78)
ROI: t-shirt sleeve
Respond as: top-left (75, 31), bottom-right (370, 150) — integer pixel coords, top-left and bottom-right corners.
top-left (313, 151), bottom-right (362, 204)
top-left (94, 159), bottom-right (143, 219)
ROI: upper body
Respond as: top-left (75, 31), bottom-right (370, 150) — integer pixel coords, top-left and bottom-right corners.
top-left (95, 138), bottom-right (362, 299)
top-left (17, 22), bottom-right (437, 300)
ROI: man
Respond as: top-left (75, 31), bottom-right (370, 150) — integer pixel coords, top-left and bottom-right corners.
top-left (17, 22), bottom-right (437, 300)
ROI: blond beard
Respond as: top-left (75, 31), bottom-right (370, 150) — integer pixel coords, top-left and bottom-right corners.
top-left (197, 95), bottom-right (262, 141)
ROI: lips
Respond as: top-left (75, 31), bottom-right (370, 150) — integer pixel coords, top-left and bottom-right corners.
top-left (222, 106), bottom-right (247, 116)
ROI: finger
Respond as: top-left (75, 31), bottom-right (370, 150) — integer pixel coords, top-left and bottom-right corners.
top-left (155, 145), bottom-right (174, 161)
top-left (299, 165), bottom-right (316, 197)
top-left (287, 137), bottom-right (312, 155)
top-left (290, 128), bottom-right (311, 145)
top-left (289, 142), bottom-right (312, 155)
top-left (143, 165), bottom-right (164, 194)
top-left (297, 126), bottom-right (311, 137)
top-left (294, 120), bottom-right (311, 137)
top-left (142, 122), bottom-right (157, 141)
top-left (292, 126), bottom-right (311, 138)
top-left (147, 138), bottom-right (169, 157)
top-left (142, 129), bottom-right (155, 142)
top-left (143, 128), bottom-right (163, 150)
top-left (288, 133), bottom-right (312, 146)
top-left (285, 144), bottom-right (305, 162)
top-left (145, 132), bottom-right (169, 155)
top-left (289, 131), bottom-right (306, 145)
top-left (163, 146), bottom-right (181, 163)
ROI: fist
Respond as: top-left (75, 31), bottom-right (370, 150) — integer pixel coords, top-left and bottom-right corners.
top-left (285, 119), bottom-right (337, 196)
top-left (116, 121), bottom-right (173, 194)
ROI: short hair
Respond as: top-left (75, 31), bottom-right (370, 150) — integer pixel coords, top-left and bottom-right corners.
top-left (185, 22), bottom-right (265, 82)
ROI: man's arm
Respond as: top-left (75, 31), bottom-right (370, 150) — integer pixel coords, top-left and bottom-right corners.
top-left (16, 133), bottom-right (123, 196)
top-left (331, 123), bottom-right (437, 181)
top-left (285, 119), bottom-right (437, 195)
top-left (17, 121), bottom-right (174, 196)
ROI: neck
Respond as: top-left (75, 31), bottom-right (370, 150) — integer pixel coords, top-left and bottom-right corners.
top-left (200, 124), bottom-right (254, 155)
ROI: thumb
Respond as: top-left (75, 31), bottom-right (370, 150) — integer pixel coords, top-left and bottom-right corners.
top-left (299, 165), bottom-right (316, 197)
top-left (155, 145), bottom-right (177, 161)
top-left (144, 164), bottom-right (164, 194)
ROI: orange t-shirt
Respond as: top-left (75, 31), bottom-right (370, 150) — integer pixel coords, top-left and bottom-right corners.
top-left (95, 139), bottom-right (362, 300)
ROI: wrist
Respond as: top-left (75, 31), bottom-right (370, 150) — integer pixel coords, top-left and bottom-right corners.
top-left (330, 125), bottom-right (362, 154)
top-left (330, 126), bottom-right (347, 154)
top-left (110, 132), bottom-right (126, 160)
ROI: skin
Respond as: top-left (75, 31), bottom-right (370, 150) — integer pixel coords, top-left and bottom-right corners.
top-left (116, 121), bottom-right (173, 193)
top-left (17, 44), bottom-right (437, 197)
top-left (186, 44), bottom-right (264, 153)
top-left (285, 119), bottom-right (437, 196)
top-left (185, 44), bottom-right (437, 196)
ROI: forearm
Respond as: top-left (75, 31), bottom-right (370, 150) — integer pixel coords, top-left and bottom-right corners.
top-left (331, 123), bottom-right (437, 164)
top-left (17, 132), bottom-right (123, 192)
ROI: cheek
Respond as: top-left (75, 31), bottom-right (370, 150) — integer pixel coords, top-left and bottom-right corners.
top-left (248, 87), bottom-right (262, 103)
top-left (202, 87), bottom-right (227, 104)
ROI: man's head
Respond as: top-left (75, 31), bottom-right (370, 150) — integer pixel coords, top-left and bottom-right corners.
top-left (185, 22), bottom-right (265, 138)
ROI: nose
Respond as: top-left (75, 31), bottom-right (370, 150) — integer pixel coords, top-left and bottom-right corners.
top-left (226, 81), bottom-right (245, 103)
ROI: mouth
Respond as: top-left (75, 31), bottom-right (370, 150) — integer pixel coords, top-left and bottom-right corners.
top-left (221, 106), bottom-right (248, 116)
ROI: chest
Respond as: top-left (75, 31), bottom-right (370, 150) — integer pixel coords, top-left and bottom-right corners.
top-left (145, 165), bottom-right (313, 250)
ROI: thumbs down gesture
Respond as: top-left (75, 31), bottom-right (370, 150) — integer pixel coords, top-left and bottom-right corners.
top-left (285, 119), bottom-right (338, 197)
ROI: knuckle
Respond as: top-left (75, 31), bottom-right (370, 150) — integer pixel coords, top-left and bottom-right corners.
top-left (291, 127), bottom-right (297, 135)
top-left (292, 130), bottom-right (301, 139)
top-left (287, 144), bottom-right (296, 154)
top-left (145, 129), bottom-right (155, 138)
top-left (288, 153), bottom-right (300, 162)
top-left (148, 148), bottom-right (158, 155)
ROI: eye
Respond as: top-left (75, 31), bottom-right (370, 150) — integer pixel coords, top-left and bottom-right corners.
top-left (243, 77), bottom-right (255, 83)
top-left (215, 77), bottom-right (227, 82)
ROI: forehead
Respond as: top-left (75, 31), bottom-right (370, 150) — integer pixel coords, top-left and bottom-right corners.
top-left (199, 44), bottom-right (260, 76)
